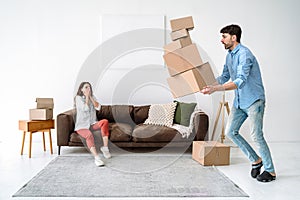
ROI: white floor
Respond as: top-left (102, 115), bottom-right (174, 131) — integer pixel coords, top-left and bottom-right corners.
top-left (0, 138), bottom-right (299, 200)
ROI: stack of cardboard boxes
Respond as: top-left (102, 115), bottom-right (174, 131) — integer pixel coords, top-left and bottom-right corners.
top-left (29, 98), bottom-right (54, 120)
top-left (164, 16), bottom-right (230, 166)
top-left (163, 16), bottom-right (216, 98)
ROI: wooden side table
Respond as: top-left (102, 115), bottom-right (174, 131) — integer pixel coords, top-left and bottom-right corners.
top-left (19, 119), bottom-right (55, 158)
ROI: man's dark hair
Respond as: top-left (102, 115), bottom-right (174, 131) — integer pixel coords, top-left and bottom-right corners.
top-left (220, 24), bottom-right (242, 43)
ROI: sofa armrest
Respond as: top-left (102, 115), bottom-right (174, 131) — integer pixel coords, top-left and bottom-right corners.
top-left (192, 111), bottom-right (209, 141)
top-left (56, 109), bottom-right (76, 146)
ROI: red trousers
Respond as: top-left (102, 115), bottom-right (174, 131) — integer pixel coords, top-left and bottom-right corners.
top-left (76, 119), bottom-right (109, 149)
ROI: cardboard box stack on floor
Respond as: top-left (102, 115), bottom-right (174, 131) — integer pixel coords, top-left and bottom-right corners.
top-left (163, 16), bottom-right (216, 98)
top-left (29, 98), bottom-right (54, 120)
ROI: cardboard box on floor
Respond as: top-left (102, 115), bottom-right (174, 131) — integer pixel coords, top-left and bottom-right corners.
top-left (170, 16), bottom-right (194, 31)
top-left (167, 62), bottom-right (216, 98)
top-left (163, 34), bottom-right (192, 53)
top-left (163, 43), bottom-right (203, 76)
top-left (192, 141), bottom-right (230, 166)
top-left (29, 98), bottom-right (54, 120)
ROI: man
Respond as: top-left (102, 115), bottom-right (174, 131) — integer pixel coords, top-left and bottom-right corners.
top-left (201, 24), bottom-right (276, 182)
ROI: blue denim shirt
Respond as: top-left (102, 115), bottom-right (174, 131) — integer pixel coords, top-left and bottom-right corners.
top-left (216, 44), bottom-right (265, 109)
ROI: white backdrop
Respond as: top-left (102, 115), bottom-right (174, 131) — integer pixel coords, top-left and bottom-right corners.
top-left (0, 0), bottom-right (299, 143)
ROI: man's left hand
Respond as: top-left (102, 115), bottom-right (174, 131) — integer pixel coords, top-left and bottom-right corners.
top-left (200, 85), bottom-right (225, 95)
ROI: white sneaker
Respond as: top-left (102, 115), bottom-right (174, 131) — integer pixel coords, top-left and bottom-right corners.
top-left (101, 146), bottom-right (112, 159)
top-left (94, 156), bottom-right (105, 167)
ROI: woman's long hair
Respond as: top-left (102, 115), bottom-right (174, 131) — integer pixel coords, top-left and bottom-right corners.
top-left (74, 82), bottom-right (94, 108)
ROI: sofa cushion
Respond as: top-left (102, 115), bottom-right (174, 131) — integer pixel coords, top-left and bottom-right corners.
top-left (97, 105), bottom-right (114, 122)
top-left (70, 132), bottom-right (83, 144)
top-left (97, 105), bottom-right (134, 124)
top-left (70, 130), bottom-right (103, 146)
top-left (174, 101), bottom-right (197, 126)
top-left (144, 102), bottom-right (177, 127)
top-left (112, 105), bottom-right (134, 124)
top-left (109, 123), bottom-right (132, 142)
top-left (132, 124), bottom-right (187, 142)
top-left (132, 105), bottom-right (150, 124)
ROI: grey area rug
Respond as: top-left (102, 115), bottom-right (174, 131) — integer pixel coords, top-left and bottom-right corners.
top-left (14, 155), bottom-right (248, 197)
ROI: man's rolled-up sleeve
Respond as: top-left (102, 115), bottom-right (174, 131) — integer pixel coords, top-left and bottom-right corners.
top-left (233, 52), bottom-right (252, 89)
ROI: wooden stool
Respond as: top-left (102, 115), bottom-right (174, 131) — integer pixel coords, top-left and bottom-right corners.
top-left (19, 120), bottom-right (55, 158)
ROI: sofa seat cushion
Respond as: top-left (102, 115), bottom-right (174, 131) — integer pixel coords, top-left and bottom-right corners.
top-left (109, 122), bottom-right (132, 142)
top-left (70, 122), bottom-right (132, 144)
top-left (70, 132), bottom-right (83, 144)
top-left (132, 124), bottom-right (188, 142)
top-left (70, 130), bottom-right (104, 146)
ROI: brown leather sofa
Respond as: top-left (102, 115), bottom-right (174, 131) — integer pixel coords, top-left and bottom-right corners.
top-left (56, 104), bottom-right (209, 155)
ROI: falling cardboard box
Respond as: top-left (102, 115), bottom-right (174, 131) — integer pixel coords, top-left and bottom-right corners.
top-left (163, 34), bottom-right (192, 53)
top-left (170, 16), bottom-right (194, 31)
top-left (163, 43), bottom-right (203, 76)
top-left (167, 62), bottom-right (216, 98)
top-left (170, 29), bottom-right (189, 41)
top-left (29, 98), bottom-right (54, 120)
top-left (192, 141), bottom-right (230, 166)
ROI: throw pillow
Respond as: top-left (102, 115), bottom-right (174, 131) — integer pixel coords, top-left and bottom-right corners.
top-left (144, 102), bottom-right (177, 127)
top-left (174, 101), bottom-right (197, 127)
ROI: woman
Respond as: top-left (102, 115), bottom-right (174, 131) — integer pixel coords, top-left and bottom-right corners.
top-left (74, 82), bottom-right (111, 167)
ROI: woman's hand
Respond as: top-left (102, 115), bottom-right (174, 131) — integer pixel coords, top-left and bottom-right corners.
top-left (83, 90), bottom-right (91, 105)
top-left (90, 96), bottom-right (100, 109)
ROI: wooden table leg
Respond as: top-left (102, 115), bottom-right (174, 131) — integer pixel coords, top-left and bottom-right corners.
top-left (42, 132), bottom-right (46, 151)
top-left (21, 131), bottom-right (26, 155)
top-left (211, 102), bottom-right (223, 140)
top-left (29, 132), bottom-right (32, 158)
top-left (49, 129), bottom-right (53, 154)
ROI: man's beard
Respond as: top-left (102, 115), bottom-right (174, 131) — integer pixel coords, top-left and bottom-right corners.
top-left (224, 43), bottom-right (233, 50)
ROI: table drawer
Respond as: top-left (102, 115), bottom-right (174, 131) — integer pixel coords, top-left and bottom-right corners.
top-left (19, 120), bottom-right (55, 132)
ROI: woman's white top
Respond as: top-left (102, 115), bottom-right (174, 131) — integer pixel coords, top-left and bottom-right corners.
top-left (74, 95), bottom-right (101, 131)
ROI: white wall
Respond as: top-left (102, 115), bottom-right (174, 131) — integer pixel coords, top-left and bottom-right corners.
top-left (0, 0), bottom-right (299, 143)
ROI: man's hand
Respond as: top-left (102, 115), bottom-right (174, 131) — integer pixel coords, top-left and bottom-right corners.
top-left (201, 84), bottom-right (225, 95)
top-left (201, 85), bottom-right (214, 95)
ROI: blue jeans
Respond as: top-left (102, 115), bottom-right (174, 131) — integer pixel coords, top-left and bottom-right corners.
top-left (225, 100), bottom-right (275, 173)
